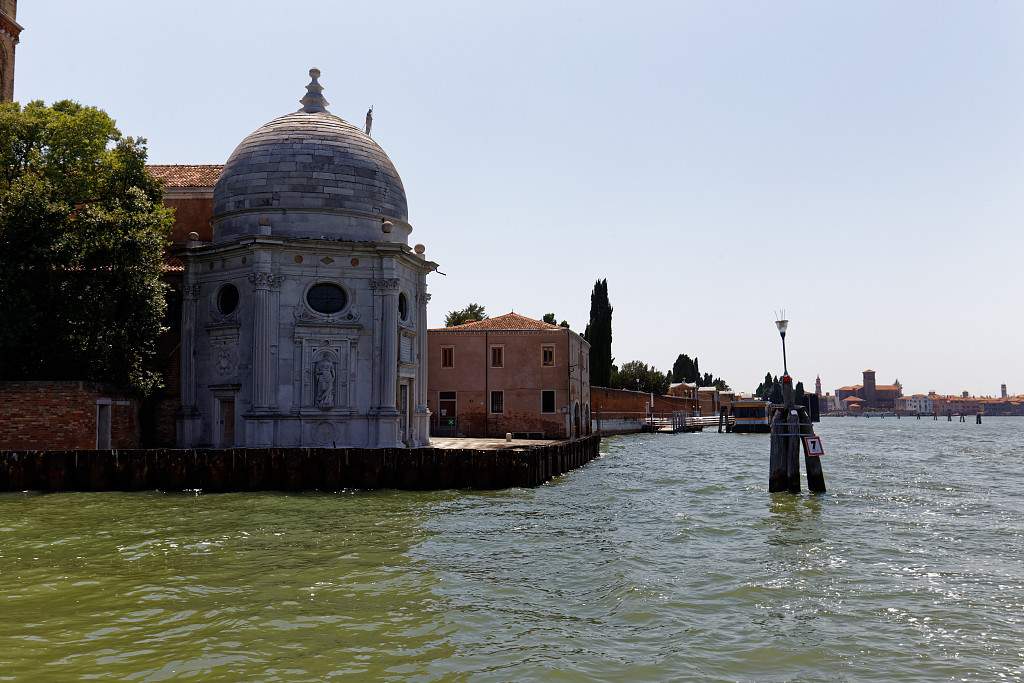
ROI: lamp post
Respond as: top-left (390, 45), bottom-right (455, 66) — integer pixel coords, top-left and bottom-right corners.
top-left (775, 318), bottom-right (789, 376)
top-left (775, 316), bottom-right (793, 407)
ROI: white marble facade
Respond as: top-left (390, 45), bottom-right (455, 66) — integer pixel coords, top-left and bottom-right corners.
top-left (177, 70), bottom-right (435, 448)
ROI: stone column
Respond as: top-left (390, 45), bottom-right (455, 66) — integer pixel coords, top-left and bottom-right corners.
top-left (180, 283), bottom-right (200, 409)
top-left (414, 280), bottom-right (431, 446)
top-left (249, 271), bottom-right (282, 410)
top-left (370, 277), bottom-right (400, 446)
top-left (177, 280), bottom-right (202, 446)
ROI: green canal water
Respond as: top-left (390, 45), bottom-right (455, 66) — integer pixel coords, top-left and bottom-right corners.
top-left (1, 418), bottom-right (1022, 681)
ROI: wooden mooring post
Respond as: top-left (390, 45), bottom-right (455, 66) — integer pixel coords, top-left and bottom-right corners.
top-left (769, 377), bottom-right (825, 494)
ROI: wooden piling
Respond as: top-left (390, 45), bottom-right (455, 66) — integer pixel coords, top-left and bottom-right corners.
top-left (800, 408), bottom-right (826, 493)
top-left (768, 408), bottom-right (788, 493)
top-left (785, 409), bottom-right (801, 493)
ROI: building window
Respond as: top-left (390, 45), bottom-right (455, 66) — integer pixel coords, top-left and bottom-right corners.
top-left (441, 346), bottom-right (454, 368)
top-left (217, 284), bottom-right (239, 315)
top-left (542, 345), bottom-right (555, 366)
top-left (307, 283), bottom-right (347, 314)
top-left (398, 292), bottom-right (409, 321)
top-left (541, 390), bottom-right (555, 414)
top-left (490, 346), bottom-right (504, 368)
top-left (490, 390), bottom-right (504, 414)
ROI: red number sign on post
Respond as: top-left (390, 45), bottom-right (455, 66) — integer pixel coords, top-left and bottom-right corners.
top-left (802, 435), bottom-right (825, 457)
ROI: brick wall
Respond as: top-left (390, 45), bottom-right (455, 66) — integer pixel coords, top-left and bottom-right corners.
top-left (165, 194), bottom-right (214, 244)
top-left (0, 382), bottom-right (140, 450)
top-left (591, 386), bottom-right (650, 418)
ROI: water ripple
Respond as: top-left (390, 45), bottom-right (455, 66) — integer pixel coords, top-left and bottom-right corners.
top-left (0, 418), bottom-right (1022, 680)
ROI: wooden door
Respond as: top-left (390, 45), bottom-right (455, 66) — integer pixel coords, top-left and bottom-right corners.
top-left (219, 398), bottom-right (235, 447)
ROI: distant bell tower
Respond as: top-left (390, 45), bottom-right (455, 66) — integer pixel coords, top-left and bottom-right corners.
top-left (1001, 384), bottom-right (1008, 399)
top-left (862, 369), bottom-right (877, 405)
top-left (0, 0), bottom-right (20, 103)
top-left (815, 375), bottom-right (822, 396)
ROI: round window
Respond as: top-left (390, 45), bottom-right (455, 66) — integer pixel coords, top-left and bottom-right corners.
top-left (217, 284), bottom-right (239, 315)
top-left (307, 283), bottom-right (347, 314)
top-left (398, 292), bottom-right (409, 321)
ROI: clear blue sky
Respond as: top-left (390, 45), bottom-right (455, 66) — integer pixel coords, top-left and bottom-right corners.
top-left (18, 1), bottom-right (1024, 396)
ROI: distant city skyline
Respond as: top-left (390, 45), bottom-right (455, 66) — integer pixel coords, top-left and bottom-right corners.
top-left (15, 1), bottom-right (1024, 395)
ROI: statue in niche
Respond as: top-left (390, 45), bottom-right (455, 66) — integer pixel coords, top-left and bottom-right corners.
top-left (314, 359), bottom-right (336, 409)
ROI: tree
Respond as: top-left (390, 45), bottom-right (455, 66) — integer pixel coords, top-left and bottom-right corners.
top-left (559, 320), bottom-right (570, 328)
top-left (613, 360), bottom-right (670, 395)
top-left (445, 303), bottom-right (487, 327)
top-left (583, 278), bottom-right (613, 386)
top-left (671, 354), bottom-right (698, 383)
top-left (542, 313), bottom-right (556, 324)
top-left (0, 100), bottom-right (173, 395)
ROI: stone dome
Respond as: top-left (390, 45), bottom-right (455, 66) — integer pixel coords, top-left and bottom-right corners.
top-left (212, 69), bottom-right (410, 244)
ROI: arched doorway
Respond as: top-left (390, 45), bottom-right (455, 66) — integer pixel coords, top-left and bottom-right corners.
top-left (584, 404), bottom-right (591, 435)
top-left (573, 402), bottom-right (580, 439)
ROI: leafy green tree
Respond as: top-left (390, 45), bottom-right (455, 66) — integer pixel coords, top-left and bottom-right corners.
top-left (612, 360), bottom-right (670, 394)
top-left (0, 100), bottom-right (173, 395)
top-left (445, 303), bottom-right (487, 327)
top-left (583, 279), bottom-right (613, 386)
top-left (559, 320), bottom-right (570, 328)
top-left (542, 313), bottom-right (557, 324)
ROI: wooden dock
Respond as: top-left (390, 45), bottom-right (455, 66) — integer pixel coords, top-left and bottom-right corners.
top-left (649, 413), bottom-right (735, 433)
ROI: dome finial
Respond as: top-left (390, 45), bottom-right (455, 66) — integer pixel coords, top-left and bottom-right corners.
top-left (299, 67), bottom-right (330, 113)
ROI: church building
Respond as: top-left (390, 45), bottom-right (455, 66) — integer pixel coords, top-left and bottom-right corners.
top-left (176, 70), bottom-right (436, 449)
top-left (0, 0), bottom-right (21, 103)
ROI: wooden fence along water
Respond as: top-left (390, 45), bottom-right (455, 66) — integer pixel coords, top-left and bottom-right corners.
top-left (0, 435), bottom-right (601, 493)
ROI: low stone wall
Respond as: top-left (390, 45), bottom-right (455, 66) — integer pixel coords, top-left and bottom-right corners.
top-left (591, 418), bottom-right (647, 435)
top-left (0, 435), bottom-right (601, 492)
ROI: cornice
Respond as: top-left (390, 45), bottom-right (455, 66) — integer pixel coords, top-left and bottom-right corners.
top-left (0, 13), bottom-right (22, 42)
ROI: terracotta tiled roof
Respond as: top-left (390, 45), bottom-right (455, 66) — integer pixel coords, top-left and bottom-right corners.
top-left (163, 256), bottom-right (185, 273)
top-left (843, 396), bottom-right (865, 403)
top-left (434, 312), bottom-right (562, 332)
top-left (875, 384), bottom-right (901, 391)
top-left (838, 385), bottom-right (862, 391)
top-left (147, 164), bottom-right (223, 188)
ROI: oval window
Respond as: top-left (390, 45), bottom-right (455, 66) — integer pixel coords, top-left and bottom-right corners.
top-left (307, 283), bottom-right (347, 314)
top-left (217, 284), bottom-right (239, 315)
top-left (398, 292), bottom-right (409, 321)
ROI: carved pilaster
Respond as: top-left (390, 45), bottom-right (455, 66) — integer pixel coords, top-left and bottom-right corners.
top-left (249, 272), bottom-right (283, 409)
top-left (180, 283), bottom-right (200, 409)
top-left (414, 276), bottom-right (431, 446)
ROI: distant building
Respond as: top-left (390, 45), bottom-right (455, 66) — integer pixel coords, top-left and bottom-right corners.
top-left (1001, 384), bottom-right (1008, 399)
top-left (835, 369), bottom-right (902, 410)
top-left (697, 387), bottom-right (720, 415)
top-left (897, 394), bottom-right (933, 415)
top-left (815, 375), bottom-right (822, 396)
top-left (841, 396), bottom-right (865, 413)
top-left (667, 382), bottom-right (697, 400)
top-left (427, 312), bottom-right (590, 439)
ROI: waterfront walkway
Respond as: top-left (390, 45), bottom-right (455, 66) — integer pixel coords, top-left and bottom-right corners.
top-left (431, 437), bottom-right (554, 450)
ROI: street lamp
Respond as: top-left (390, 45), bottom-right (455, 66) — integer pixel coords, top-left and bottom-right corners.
top-left (770, 315), bottom-right (786, 374)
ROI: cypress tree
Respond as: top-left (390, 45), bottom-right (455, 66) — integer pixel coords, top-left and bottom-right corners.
top-left (584, 278), bottom-right (613, 386)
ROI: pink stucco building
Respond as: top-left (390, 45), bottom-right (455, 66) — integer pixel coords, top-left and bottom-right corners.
top-left (427, 313), bottom-right (591, 439)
